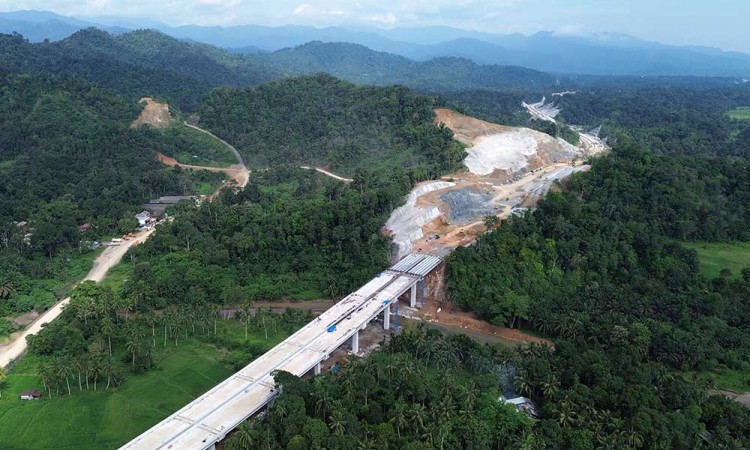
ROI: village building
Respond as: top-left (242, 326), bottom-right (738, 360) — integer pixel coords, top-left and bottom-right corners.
top-left (20, 389), bottom-right (42, 400)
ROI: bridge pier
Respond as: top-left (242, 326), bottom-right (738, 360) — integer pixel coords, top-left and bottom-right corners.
top-left (410, 283), bottom-right (417, 308)
top-left (351, 330), bottom-right (359, 354)
top-left (314, 362), bottom-right (321, 375)
top-left (384, 304), bottom-right (391, 330)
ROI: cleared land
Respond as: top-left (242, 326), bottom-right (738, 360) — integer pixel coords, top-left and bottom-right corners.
top-left (727, 106), bottom-right (750, 120)
top-left (683, 241), bottom-right (750, 279)
top-left (131, 97), bottom-right (172, 129)
top-left (0, 320), bottom-right (296, 450)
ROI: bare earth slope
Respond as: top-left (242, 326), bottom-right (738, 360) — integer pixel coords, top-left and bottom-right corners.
top-left (131, 97), bottom-right (173, 128)
top-left (386, 109), bottom-right (603, 260)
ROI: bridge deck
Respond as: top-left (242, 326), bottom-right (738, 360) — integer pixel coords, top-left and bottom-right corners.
top-left (121, 254), bottom-right (441, 450)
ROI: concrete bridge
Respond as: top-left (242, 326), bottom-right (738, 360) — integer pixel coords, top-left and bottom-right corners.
top-left (121, 253), bottom-right (442, 450)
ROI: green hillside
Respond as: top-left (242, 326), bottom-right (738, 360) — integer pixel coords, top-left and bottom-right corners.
top-left (198, 74), bottom-right (464, 175)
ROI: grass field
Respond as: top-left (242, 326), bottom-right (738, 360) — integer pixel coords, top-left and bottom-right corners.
top-left (682, 241), bottom-right (750, 279)
top-left (163, 124), bottom-right (238, 168)
top-left (727, 106), bottom-right (750, 121)
top-left (0, 320), bottom-right (296, 449)
top-left (691, 367), bottom-right (750, 392)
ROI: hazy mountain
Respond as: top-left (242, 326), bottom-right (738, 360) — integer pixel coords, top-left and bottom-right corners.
top-left (0, 10), bottom-right (126, 41)
top-left (256, 41), bottom-right (559, 92)
top-left (2, 10), bottom-right (749, 78)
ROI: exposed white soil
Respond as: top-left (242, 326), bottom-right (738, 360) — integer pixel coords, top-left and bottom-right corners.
top-left (385, 181), bottom-right (455, 259)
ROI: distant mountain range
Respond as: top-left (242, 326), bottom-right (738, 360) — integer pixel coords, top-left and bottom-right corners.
top-left (2, 10), bottom-right (750, 78)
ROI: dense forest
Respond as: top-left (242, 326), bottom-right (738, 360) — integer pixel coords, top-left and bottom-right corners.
top-left (198, 74), bottom-right (465, 175)
top-left (224, 326), bottom-right (536, 450)
top-left (0, 72), bottom-right (223, 321)
top-left (446, 144), bottom-right (750, 448)
top-left (0, 29), bottom-right (277, 111)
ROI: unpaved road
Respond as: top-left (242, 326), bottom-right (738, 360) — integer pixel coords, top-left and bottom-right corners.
top-left (0, 227), bottom-right (156, 368)
top-left (300, 166), bottom-right (353, 182)
top-left (180, 122), bottom-right (250, 188)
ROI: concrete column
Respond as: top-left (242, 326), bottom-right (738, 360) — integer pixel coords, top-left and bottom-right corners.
top-left (351, 330), bottom-right (359, 354)
top-left (384, 304), bottom-right (391, 330)
top-left (410, 283), bottom-right (417, 308)
top-left (314, 362), bottom-right (321, 375)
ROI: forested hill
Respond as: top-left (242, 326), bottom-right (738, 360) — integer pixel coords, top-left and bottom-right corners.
top-left (198, 74), bottom-right (465, 176)
top-left (254, 41), bottom-right (559, 92)
top-left (0, 30), bottom-right (277, 111)
top-left (0, 73), bottom-right (221, 255)
top-left (0, 29), bottom-right (561, 113)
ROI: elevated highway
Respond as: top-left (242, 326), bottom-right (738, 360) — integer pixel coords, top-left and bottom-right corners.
top-left (122, 253), bottom-right (441, 450)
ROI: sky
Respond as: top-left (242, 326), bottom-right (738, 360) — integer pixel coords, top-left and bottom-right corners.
top-left (1, 0), bottom-right (749, 53)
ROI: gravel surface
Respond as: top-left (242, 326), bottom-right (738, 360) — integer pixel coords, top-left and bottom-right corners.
top-left (440, 187), bottom-right (496, 223)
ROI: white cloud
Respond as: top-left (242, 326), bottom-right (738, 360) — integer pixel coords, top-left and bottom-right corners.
top-left (368, 12), bottom-right (396, 25)
top-left (292, 3), bottom-right (311, 15)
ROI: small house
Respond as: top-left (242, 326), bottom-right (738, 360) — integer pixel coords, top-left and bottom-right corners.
top-left (134, 211), bottom-right (152, 227)
top-left (501, 396), bottom-right (538, 417)
top-left (20, 389), bottom-right (42, 400)
top-left (78, 223), bottom-right (91, 233)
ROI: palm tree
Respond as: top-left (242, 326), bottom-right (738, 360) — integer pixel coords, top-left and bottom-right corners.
top-left (102, 358), bottom-right (117, 390)
top-left (100, 317), bottom-right (115, 356)
top-left (91, 358), bottom-right (102, 391)
top-left (241, 301), bottom-right (253, 339)
top-left (73, 356), bottom-right (85, 391)
top-left (232, 422), bottom-right (254, 449)
top-left (144, 311), bottom-right (157, 348)
top-left (53, 358), bottom-right (72, 396)
top-left (328, 408), bottom-right (346, 436)
top-left (389, 400), bottom-right (409, 438)
top-left (0, 276), bottom-right (15, 299)
top-left (39, 362), bottom-right (54, 398)
top-left (125, 325), bottom-right (145, 367)
top-left (409, 403), bottom-right (427, 433)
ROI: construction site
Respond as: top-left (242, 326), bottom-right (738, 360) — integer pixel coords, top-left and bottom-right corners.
top-left (385, 108), bottom-right (606, 261)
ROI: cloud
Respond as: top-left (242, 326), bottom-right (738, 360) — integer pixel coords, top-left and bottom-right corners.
top-left (368, 12), bottom-right (396, 25)
top-left (556, 24), bottom-right (585, 36)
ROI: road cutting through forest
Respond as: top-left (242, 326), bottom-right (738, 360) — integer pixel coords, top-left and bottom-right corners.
top-left (0, 227), bottom-right (156, 368)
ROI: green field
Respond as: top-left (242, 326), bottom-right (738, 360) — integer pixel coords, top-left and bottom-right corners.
top-left (0, 320), bottom-right (296, 449)
top-left (682, 241), bottom-right (750, 279)
top-left (695, 367), bottom-right (750, 392)
top-left (727, 106), bottom-right (750, 120)
top-left (162, 124), bottom-right (238, 168)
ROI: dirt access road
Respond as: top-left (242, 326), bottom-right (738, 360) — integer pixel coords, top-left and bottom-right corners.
top-left (0, 227), bottom-right (155, 368)
top-left (131, 98), bottom-right (250, 188)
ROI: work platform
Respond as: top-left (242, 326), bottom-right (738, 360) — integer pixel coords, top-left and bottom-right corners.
top-left (121, 253), bottom-right (441, 450)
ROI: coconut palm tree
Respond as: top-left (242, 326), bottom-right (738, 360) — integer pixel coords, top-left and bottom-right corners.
top-left (389, 400), bottom-right (409, 438)
top-left (102, 358), bottom-right (117, 390)
top-left (53, 358), bottom-right (72, 396)
top-left (328, 408), bottom-right (346, 436)
top-left (100, 317), bottom-right (115, 356)
top-left (232, 422), bottom-right (254, 449)
top-left (0, 276), bottom-right (15, 299)
top-left (125, 325), bottom-right (145, 367)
